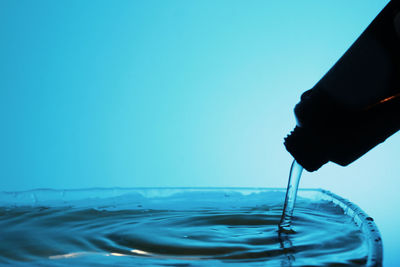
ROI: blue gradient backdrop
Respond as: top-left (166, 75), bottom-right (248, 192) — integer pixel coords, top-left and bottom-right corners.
top-left (1, 0), bottom-right (398, 265)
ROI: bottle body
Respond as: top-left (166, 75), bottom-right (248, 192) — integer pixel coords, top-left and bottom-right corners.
top-left (285, 0), bottom-right (400, 172)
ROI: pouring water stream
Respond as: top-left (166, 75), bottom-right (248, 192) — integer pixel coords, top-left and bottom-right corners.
top-left (279, 160), bottom-right (304, 232)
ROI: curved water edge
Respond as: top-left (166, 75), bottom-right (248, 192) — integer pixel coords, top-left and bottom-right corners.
top-left (0, 188), bottom-right (382, 266)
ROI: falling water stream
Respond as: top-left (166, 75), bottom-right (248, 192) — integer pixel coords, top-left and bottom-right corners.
top-left (279, 160), bottom-right (304, 232)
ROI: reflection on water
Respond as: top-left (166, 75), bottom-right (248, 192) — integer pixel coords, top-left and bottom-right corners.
top-left (0, 189), bottom-right (373, 266)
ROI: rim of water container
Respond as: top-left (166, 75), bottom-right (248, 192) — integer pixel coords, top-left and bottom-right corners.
top-left (316, 189), bottom-right (382, 267)
top-left (0, 187), bottom-right (382, 266)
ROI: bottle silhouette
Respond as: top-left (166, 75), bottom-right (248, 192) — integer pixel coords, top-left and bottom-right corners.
top-left (285, 0), bottom-right (400, 172)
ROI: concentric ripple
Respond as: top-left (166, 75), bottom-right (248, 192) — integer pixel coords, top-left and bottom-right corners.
top-left (0, 189), bottom-right (377, 266)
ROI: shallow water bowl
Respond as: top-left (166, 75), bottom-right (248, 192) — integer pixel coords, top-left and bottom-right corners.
top-left (0, 188), bottom-right (382, 266)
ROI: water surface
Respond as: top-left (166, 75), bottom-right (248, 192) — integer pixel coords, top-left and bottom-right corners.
top-left (0, 189), bottom-right (377, 266)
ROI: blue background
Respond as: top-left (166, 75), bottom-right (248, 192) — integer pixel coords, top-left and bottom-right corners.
top-left (1, 0), bottom-right (398, 265)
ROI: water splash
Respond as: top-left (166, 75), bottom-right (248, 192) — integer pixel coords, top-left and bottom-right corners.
top-left (279, 160), bottom-right (304, 232)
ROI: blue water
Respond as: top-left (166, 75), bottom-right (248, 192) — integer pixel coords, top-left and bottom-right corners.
top-left (279, 160), bottom-right (304, 232)
top-left (0, 190), bottom-right (372, 266)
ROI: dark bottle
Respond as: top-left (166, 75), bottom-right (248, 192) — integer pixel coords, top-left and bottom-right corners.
top-left (284, 0), bottom-right (400, 172)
